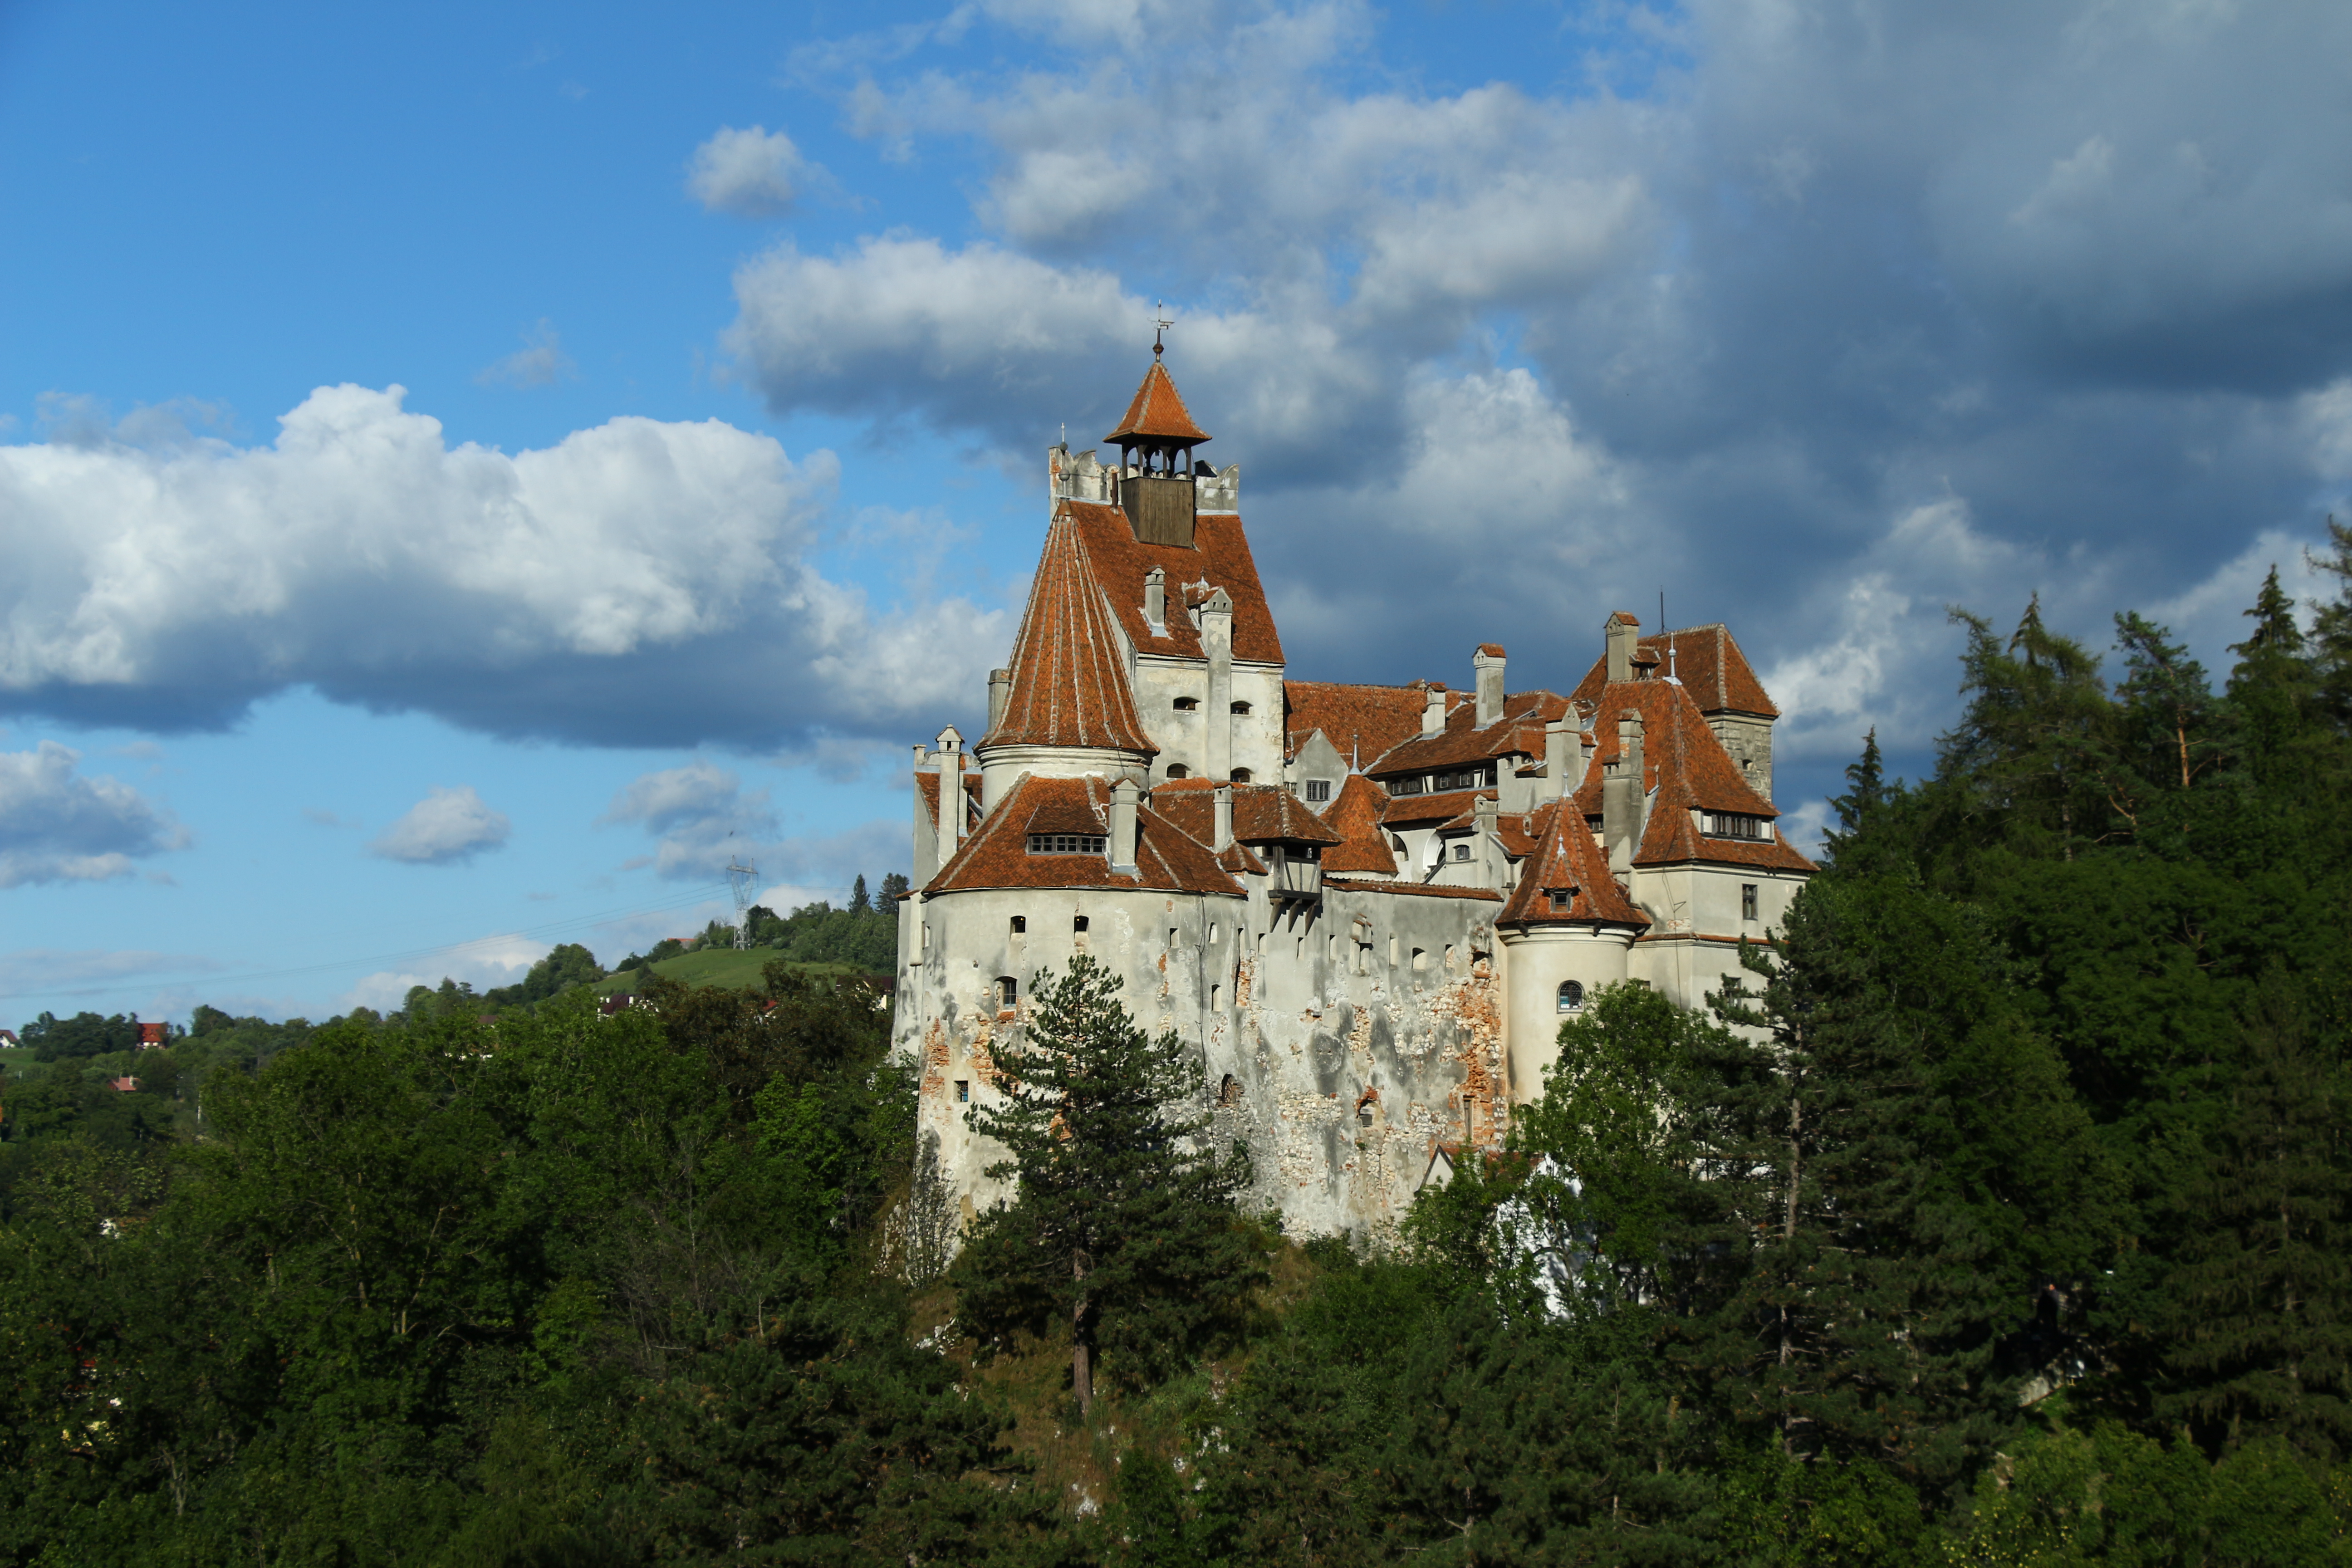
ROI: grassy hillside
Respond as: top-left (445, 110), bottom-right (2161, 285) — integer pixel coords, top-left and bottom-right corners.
top-left (594, 947), bottom-right (873, 995)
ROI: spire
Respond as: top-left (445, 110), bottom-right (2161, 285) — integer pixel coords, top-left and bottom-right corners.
top-left (1499, 803), bottom-right (1649, 929)
top-left (983, 506), bottom-right (1156, 755)
top-left (1106, 360), bottom-right (1211, 446)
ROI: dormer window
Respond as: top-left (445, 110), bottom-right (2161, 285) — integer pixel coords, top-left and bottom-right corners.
top-left (1027, 833), bottom-right (1107, 854)
top-left (1548, 889), bottom-right (1574, 912)
top-left (1701, 812), bottom-right (1769, 841)
top-left (1173, 697), bottom-right (1200, 711)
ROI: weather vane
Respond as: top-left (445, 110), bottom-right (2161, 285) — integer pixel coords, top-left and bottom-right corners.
top-left (1152, 300), bottom-right (1173, 357)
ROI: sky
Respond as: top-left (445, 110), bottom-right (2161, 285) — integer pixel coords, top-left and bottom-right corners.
top-left (5, 0), bottom-right (2351, 1029)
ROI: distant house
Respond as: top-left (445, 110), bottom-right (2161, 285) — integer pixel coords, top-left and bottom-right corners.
top-left (0, 1028), bottom-right (18, 1047)
top-left (107, 1077), bottom-right (141, 1093)
top-left (598, 994), bottom-right (637, 1016)
top-left (137, 1022), bottom-right (168, 1049)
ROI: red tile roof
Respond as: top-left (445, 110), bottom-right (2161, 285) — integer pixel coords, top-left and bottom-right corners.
top-left (1498, 797), bottom-right (1651, 929)
top-left (1064, 502), bottom-right (1284, 665)
top-left (1319, 774), bottom-right (1399, 875)
top-left (915, 769), bottom-right (983, 835)
top-left (1570, 680), bottom-right (1815, 872)
top-left (1105, 359), bottom-right (1211, 444)
top-left (924, 774), bottom-right (1244, 897)
top-left (1568, 623), bottom-right (1779, 718)
top-left (1367, 689), bottom-right (1573, 777)
top-left (1323, 879), bottom-right (1502, 902)
top-left (1378, 786), bottom-right (1491, 828)
top-left (1284, 681), bottom-right (1438, 764)
top-left (984, 509), bottom-right (1156, 754)
top-left (1150, 779), bottom-right (1344, 846)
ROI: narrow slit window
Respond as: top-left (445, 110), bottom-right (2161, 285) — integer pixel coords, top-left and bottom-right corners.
top-left (1741, 883), bottom-right (1759, 921)
top-left (955, 1079), bottom-right (970, 1103)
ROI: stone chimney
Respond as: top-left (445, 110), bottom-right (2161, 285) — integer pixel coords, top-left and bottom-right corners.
top-left (1201, 587), bottom-right (1234, 780)
top-left (987, 668), bottom-right (1010, 734)
top-left (1422, 685), bottom-right (1447, 736)
top-left (1109, 778), bottom-right (1140, 873)
top-left (1213, 784), bottom-right (1235, 851)
top-left (1143, 566), bottom-right (1166, 630)
top-left (1605, 612), bottom-right (1641, 684)
top-left (1603, 710), bottom-right (1644, 876)
top-left (935, 725), bottom-right (965, 857)
top-left (1474, 644), bottom-right (1506, 728)
top-left (1543, 715), bottom-right (1585, 801)
top-left (1472, 793), bottom-right (1502, 889)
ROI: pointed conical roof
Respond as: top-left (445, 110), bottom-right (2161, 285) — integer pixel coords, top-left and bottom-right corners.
top-left (983, 505), bottom-right (1156, 754)
top-left (1106, 359), bottom-right (1210, 445)
top-left (1499, 801), bottom-right (1650, 928)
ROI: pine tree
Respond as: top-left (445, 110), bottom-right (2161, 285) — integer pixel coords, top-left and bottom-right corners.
top-left (2225, 566), bottom-right (2319, 770)
top-left (1939, 602), bottom-right (2118, 858)
top-left (2162, 969), bottom-right (2352, 1463)
top-left (848, 873), bottom-right (870, 914)
top-left (2113, 612), bottom-right (2221, 796)
top-left (952, 956), bottom-right (1262, 1411)
top-left (2309, 516), bottom-right (2352, 728)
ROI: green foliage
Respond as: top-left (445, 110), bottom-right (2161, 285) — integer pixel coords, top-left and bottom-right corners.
top-left (954, 955), bottom-right (1264, 1409)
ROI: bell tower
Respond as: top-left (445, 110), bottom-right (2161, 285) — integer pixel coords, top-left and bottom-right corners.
top-left (1105, 328), bottom-right (1211, 547)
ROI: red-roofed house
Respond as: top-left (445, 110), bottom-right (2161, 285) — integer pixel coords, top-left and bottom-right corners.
top-left (896, 353), bottom-right (1811, 1241)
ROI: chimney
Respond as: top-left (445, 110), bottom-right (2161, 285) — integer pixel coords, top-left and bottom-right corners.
top-left (1202, 587), bottom-right (1234, 780)
top-left (1472, 794), bottom-right (1501, 890)
top-left (1109, 778), bottom-right (1140, 873)
top-left (935, 725), bottom-right (965, 856)
top-left (911, 744), bottom-right (937, 882)
top-left (1213, 784), bottom-right (1235, 851)
top-left (1422, 685), bottom-right (1447, 736)
top-left (1474, 645), bottom-right (1505, 728)
top-left (1543, 716), bottom-right (1583, 801)
top-left (1144, 566), bottom-right (1166, 630)
top-left (1603, 710), bottom-right (1644, 876)
top-left (1605, 612), bottom-right (1640, 683)
top-left (987, 668), bottom-right (1010, 734)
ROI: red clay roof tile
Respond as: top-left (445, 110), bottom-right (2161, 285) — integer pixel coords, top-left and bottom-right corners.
top-left (923, 774), bottom-right (1244, 897)
top-left (1569, 679), bottom-right (1815, 872)
top-left (984, 509), bottom-right (1156, 754)
top-left (1150, 780), bottom-right (1344, 846)
top-left (1105, 359), bottom-right (1211, 444)
top-left (1319, 774), bottom-right (1400, 875)
top-left (1283, 681), bottom-right (1435, 765)
top-left (1568, 623), bottom-right (1779, 718)
top-left (1499, 796), bottom-right (1651, 928)
top-left (1066, 502), bottom-right (1284, 666)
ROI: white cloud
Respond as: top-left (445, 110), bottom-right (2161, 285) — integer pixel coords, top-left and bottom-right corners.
top-left (475, 319), bottom-right (577, 389)
top-left (687, 125), bottom-right (816, 217)
top-left (339, 931), bottom-right (547, 1012)
top-left (0, 741), bottom-right (187, 887)
top-left (0, 385), bottom-right (1008, 746)
top-left (368, 785), bottom-right (512, 865)
top-left (599, 759), bottom-right (775, 879)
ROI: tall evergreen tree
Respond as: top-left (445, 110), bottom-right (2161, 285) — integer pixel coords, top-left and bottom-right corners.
top-left (848, 873), bottom-right (871, 914)
top-left (952, 956), bottom-right (1262, 1411)
top-left (2162, 969), bottom-right (2352, 1463)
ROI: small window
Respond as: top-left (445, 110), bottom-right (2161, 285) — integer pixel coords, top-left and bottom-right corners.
top-left (955, 1079), bottom-right (970, 1103)
top-left (1210, 982), bottom-right (1221, 1010)
top-left (1411, 947), bottom-right (1428, 972)
top-left (1209, 922), bottom-right (1220, 944)
top-left (1169, 927), bottom-right (1180, 950)
top-left (1452, 843), bottom-right (1471, 862)
top-left (1217, 1073), bottom-right (1242, 1109)
top-left (1557, 980), bottom-right (1585, 1014)
top-left (1173, 697), bottom-right (1200, 711)
top-left (1390, 834), bottom-right (1406, 853)
top-left (1073, 914), bottom-right (1089, 932)
top-left (1167, 764), bottom-right (1191, 779)
top-left (1304, 779), bottom-right (1332, 803)
top-left (1230, 701), bottom-right (1252, 715)
top-left (995, 976), bottom-right (1018, 1008)
top-left (1741, 883), bottom-right (1759, 921)
top-left (1027, 833), bottom-right (1107, 855)
top-left (1394, 777), bottom-right (1424, 796)
top-left (1231, 768), bottom-right (1254, 783)
top-left (1702, 812), bottom-right (1769, 841)
top-left (1009, 916), bottom-right (1026, 934)
top-left (1548, 889), bottom-right (1573, 912)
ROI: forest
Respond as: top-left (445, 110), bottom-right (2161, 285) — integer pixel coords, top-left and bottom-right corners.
top-left (2, 526), bottom-right (2349, 1565)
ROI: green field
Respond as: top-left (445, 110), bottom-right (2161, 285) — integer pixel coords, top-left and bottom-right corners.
top-left (593, 948), bottom-right (876, 996)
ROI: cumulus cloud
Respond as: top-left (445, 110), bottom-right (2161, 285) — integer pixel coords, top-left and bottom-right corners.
top-left (743, 0), bottom-right (2352, 808)
top-left (687, 125), bottom-right (817, 217)
top-left (0, 385), bottom-right (1007, 746)
top-left (339, 931), bottom-right (548, 1012)
top-left (599, 759), bottom-right (775, 878)
top-left (475, 320), bottom-right (577, 388)
top-left (0, 741), bottom-right (187, 887)
top-left (369, 785), bottom-right (512, 865)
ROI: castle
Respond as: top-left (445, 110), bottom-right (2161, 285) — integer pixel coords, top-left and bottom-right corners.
top-left (894, 352), bottom-right (1814, 1237)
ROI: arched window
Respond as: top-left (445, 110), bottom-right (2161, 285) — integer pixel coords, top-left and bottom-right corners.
top-left (1557, 980), bottom-right (1586, 1014)
top-left (1230, 768), bottom-right (1253, 783)
top-left (1167, 764), bottom-right (1190, 779)
top-left (1230, 701), bottom-right (1252, 715)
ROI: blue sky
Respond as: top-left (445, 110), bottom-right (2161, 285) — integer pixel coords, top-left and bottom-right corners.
top-left (6, 0), bottom-right (2352, 1026)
